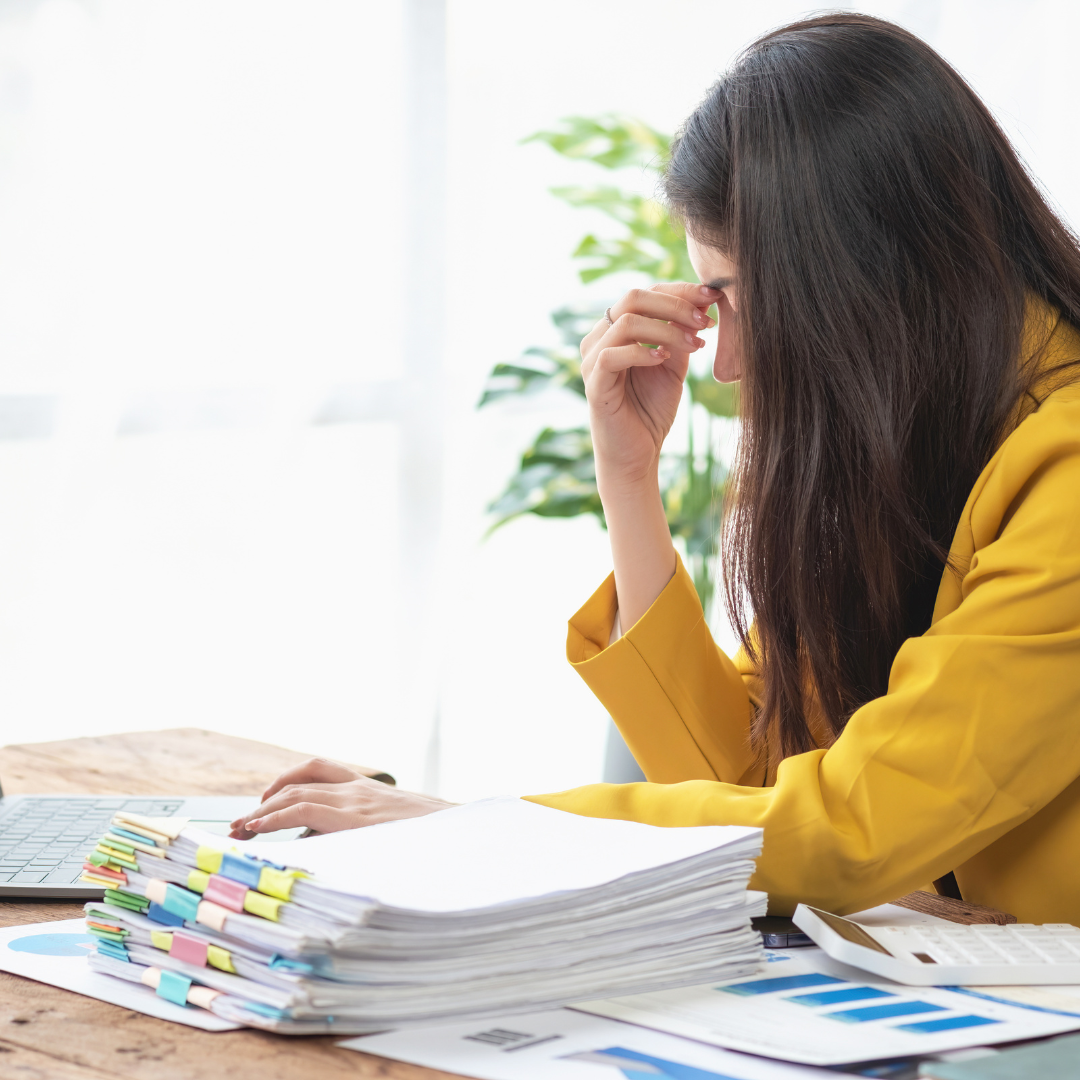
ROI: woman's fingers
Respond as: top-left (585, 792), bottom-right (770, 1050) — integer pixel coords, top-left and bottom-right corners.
top-left (607, 285), bottom-right (719, 331)
top-left (244, 802), bottom-right (353, 835)
top-left (256, 757), bottom-right (361, 806)
top-left (232, 781), bottom-right (355, 834)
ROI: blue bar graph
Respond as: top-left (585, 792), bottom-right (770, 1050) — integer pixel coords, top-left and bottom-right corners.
top-left (827, 1001), bottom-right (946, 1023)
top-left (719, 974), bottom-right (844, 997)
top-left (786, 986), bottom-right (894, 1007)
top-left (897, 1015), bottom-right (1000, 1034)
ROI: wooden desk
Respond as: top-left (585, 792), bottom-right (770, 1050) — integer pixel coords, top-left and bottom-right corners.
top-left (0, 729), bottom-right (459, 1080)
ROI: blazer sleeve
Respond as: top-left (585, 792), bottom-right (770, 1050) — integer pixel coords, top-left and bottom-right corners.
top-left (529, 386), bottom-right (1080, 916)
top-left (565, 554), bottom-right (764, 787)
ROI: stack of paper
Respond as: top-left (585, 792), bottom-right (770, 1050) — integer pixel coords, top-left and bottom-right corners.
top-left (77, 797), bottom-right (766, 1033)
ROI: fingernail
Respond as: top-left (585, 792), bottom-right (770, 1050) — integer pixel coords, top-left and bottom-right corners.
top-left (684, 331), bottom-right (696, 345)
top-left (703, 315), bottom-right (716, 328)
top-left (246, 818), bottom-right (261, 829)
top-left (654, 347), bottom-right (669, 360)
top-left (692, 310), bottom-right (706, 325)
top-left (692, 337), bottom-right (705, 349)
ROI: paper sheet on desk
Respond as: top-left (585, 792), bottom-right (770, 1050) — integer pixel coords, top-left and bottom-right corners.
top-left (195, 796), bottom-right (762, 912)
top-left (0, 919), bottom-right (239, 1031)
top-left (573, 946), bottom-right (1080, 1066)
top-left (341, 1007), bottom-right (847, 1079)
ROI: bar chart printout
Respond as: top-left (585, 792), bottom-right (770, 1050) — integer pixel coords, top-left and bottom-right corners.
top-left (571, 950), bottom-right (1080, 1065)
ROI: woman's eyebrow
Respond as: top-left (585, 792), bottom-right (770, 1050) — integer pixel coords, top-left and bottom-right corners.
top-left (706, 276), bottom-right (734, 290)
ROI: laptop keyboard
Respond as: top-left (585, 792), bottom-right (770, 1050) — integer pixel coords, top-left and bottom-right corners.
top-left (0, 798), bottom-right (182, 885)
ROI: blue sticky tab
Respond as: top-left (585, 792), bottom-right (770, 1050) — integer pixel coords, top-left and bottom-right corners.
top-left (220, 852), bottom-right (264, 889)
top-left (241, 1001), bottom-right (290, 1019)
top-left (147, 901), bottom-right (185, 927)
top-left (110, 826), bottom-right (155, 845)
top-left (162, 884), bottom-right (200, 922)
top-left (156, 969), bottom-right (192, 1007)
top-left (269, 954), bottom-right (314, 974)
top-left (96, 941), bottom-right (130, 962)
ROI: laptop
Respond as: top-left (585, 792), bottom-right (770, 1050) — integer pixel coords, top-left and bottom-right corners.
top-left (0, 783), bottom-right (258, 898)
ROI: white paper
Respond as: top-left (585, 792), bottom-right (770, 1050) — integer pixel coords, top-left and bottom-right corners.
top-left (574, 947), bottom-right (1080, 1066)
top-left (0, 919), bottom-right (239, 1031)
top-left (340, 1007), bottom-right (848, 1079)
top-left (190, 797), bottom-right (761, 912)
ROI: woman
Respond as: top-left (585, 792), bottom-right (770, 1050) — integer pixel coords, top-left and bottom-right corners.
top-left (231, 14), bottom-right (1080, 923)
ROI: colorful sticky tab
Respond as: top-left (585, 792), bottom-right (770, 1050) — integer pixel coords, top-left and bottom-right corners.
top-left (87, 927), bottom-right (127, 942)
top-left (169, 931), bottom-right (209, 967)
top-left (99, 835), bottom-right (135, 855)
top-left (187, 985), bottom-right (221, 1010)
top-left (150, 930), bottom-right (173, 951)
top-left (104, 889), bottom-right (148, 912)
top-left (187, 870), bottom-right (210, 894)
top-left (96, 845), bottom-right (138, 870)
top-left (162, 884), bottom-right (200, 922)
top-left (112, 812), bottom-right (188, 841)
top-left (147, 901), bottom-right (185, 927)
top-left (243, 891), bottom-right (283, 922)
top-left (220, 852), bottom-right (264, 889)
top-left (195, 899), bottom-right (229, 932)
top-left (242, 1002), bottom-right (290, 1020)
top-left (257, 866), bottom-right (297, 901)
top-left (203, 875), bottom-right (249, 913)
top-left (206, 944), bottom-right (237, 974)
top-left (156, 969), bottom-right (192, 1007)
top-left (96, 940), bottom-right (130, 962)
top-left (144, 880), bottom-right (168, 905)
top-left (109, 825), bottom-right (157, 846)
top-left (195, 846), bottom-right (223, 875)
top-left (83, 861), bottom-right (125, 882)
top-left (81, 874), bottom-right (121, 890)
top-left (269, 955), bottom-right (314, 974)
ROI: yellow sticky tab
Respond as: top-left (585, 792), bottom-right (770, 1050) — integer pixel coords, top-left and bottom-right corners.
top-left (150, 931), bottom-right (173, 951)
top-left (243, 891), bottom-right (283, 921)
top-left (187, 870), bottom-right (210, 894)
top-left (80, 874), bottom-right (117, 888)
top-left (206, 944), bottom-right (237, 973)
top-left (195, 846), bottom-right (223, 875)
top-left (257, 866), bottom-right (297, 901)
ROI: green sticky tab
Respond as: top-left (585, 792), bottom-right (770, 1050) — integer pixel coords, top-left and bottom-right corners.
top-left (156, 969), bottom-right (192, 1007)
top-left (100, 835), bottom-right (135, 855)
top-left (96, 846), bottom-right (138, 871)
top-left (87, 927), bottom-right (127, 942)
top-left (195, 846), bottom-right (223, 874)
top-left (104, 889), bottom-right (148, 911)
top-left (186, 870), bottom-right (210, 894)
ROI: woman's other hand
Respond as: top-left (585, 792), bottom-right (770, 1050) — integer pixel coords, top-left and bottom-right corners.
top-left (579, 283), bottom-right (718, 494)
top-left (228, 757), bottom-right (455, 838)
top-left (580, 283), bottom-right (718, 629)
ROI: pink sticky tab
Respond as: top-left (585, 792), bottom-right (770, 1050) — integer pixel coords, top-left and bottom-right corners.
top-left (169, 931), bottom-right (208, 967)
top-left (203, 874), bottom-right (248, 912)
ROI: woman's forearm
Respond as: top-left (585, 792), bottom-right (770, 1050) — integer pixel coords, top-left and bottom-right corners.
top-left (600, 477), bottom-right (677, 632)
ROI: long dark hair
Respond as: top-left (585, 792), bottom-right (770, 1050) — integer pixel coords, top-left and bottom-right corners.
top-left (664, 14), bottom-right (1080, 759)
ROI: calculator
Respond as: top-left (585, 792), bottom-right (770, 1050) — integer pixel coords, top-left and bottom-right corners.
top-left (793, 903), bottom-right (1080, 985)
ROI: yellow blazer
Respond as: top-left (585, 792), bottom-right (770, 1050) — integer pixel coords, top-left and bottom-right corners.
top-left (527, 306), bottom-right (1080, 922)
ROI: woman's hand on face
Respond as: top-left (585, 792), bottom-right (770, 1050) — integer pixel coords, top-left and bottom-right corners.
top-left (579, 283), bottom-right (719, 494)
top-left (227, 757), bottom-right (455, 838)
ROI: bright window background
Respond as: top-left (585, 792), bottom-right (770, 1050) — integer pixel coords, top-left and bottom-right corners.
top-left (0, 0), bottom-right (1076, 799)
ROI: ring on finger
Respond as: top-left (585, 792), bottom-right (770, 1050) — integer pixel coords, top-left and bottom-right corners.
top-left (604, 307), bottom-right (614, 325)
